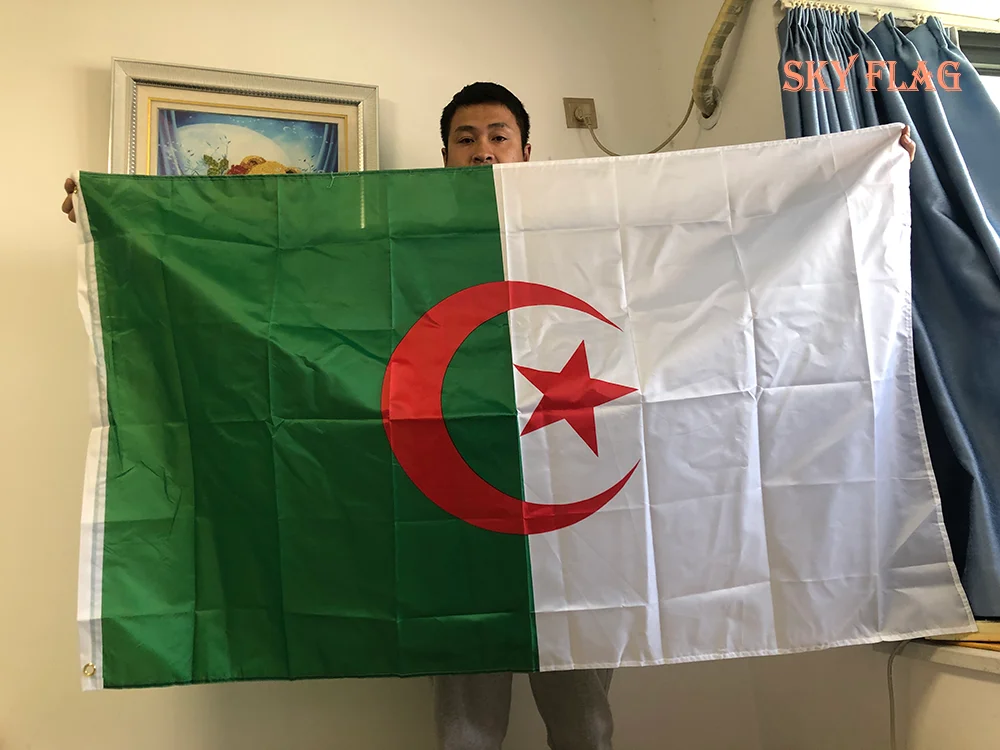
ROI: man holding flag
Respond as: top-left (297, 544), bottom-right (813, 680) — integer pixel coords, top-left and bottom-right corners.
top-left (430, 82), bottom-right (616, 750)
top-left (61, 82), bottom-right (924, 750)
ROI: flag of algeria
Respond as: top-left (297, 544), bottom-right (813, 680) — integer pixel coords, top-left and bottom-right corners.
top-left (74, 123), bottom-right (973, 690)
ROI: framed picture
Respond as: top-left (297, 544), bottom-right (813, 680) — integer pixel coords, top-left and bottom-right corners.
top-left (109, 58), bottom-right (378, 176)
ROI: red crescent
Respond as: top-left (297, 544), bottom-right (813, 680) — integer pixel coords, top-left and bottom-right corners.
top-left (381, 280), bottom-right (641, 535)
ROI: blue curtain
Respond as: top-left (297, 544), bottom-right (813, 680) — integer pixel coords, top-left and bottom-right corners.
top-left (778, 9), bottom-right (1000, 618)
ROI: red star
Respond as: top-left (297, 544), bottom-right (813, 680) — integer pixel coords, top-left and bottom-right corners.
top-left (515, 341), bottom-right (637, 456)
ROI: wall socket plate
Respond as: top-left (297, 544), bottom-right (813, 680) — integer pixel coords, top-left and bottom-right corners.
top-left (564, 97), bottom-right (598, 128)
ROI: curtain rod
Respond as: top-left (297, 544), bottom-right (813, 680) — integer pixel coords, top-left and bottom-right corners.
top-left (776, 0), bottom-right (1000, 32)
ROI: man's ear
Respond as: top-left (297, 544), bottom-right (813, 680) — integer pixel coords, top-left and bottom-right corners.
top-left (523, 143), bottom-right (532, 162)
top-left (442, 147), bottom-right (449, 166)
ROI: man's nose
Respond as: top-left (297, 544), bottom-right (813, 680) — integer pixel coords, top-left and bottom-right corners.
top-left (472, 148), bottom-right (496, 164)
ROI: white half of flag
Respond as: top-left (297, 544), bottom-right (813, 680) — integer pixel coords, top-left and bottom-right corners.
top-left (494, 123), bottom-right (974, 669)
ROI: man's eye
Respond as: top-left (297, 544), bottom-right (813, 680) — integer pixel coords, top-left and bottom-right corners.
top-left (459, 138), bottom-right (473, 144)
top-left (493, 136), bottom-right (507, 143)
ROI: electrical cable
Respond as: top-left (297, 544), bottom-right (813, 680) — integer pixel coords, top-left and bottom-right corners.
top-left (577, 97), bottom-right (696, 157)
top-left (888, 640), bottom-right (911, 750)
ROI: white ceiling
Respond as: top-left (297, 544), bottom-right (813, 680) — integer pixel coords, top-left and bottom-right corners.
top-left (874, 0), bottom-right (1000, 19)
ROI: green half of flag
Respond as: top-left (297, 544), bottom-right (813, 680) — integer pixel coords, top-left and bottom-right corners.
top-left (78, 168), bottom-right (536, 687)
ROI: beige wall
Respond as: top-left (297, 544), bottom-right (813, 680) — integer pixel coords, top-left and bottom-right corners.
top-left (895, 651), bottom-right (1000, 750)
top-left (742, 644), bottom-right (1000, 750)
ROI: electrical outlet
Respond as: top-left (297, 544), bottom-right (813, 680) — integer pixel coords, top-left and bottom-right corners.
top-left (564, 98), bottom-right (598, 129)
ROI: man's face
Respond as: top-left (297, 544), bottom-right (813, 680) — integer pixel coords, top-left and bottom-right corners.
top-left (443, 103), bottom-right (531, 167)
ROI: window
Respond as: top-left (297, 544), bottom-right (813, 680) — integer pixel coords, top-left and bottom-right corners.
top-left (983, 75), bottom-right (1000, 109)
top-left (957, 30), bottom-right (1000, 108)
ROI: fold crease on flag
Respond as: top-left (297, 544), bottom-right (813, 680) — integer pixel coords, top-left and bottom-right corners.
top-left (73, 122), bottom-right (974, 691)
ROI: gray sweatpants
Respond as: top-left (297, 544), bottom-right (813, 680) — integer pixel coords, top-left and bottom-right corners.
top-left (432, 669), bottom-right (614, 750)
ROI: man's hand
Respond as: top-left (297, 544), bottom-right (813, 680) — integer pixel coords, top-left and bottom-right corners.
top-left (900, 125), bottom-right (916, 162)
top-left (62, 177), bottom-right (77, 223)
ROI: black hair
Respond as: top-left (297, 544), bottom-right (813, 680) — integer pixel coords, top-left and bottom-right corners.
top-left (440, 82), bottom-right (530, 150)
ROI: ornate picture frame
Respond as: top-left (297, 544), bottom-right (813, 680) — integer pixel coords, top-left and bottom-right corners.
top-left (109, 58), bottom-right (379, 177)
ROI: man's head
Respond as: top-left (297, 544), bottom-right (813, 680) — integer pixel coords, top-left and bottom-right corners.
top-left (440, 82), bottom-right (531, 167)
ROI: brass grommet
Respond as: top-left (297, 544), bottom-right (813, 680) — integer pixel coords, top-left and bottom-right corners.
top-left (83, 663), bottom-right (96, 677)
